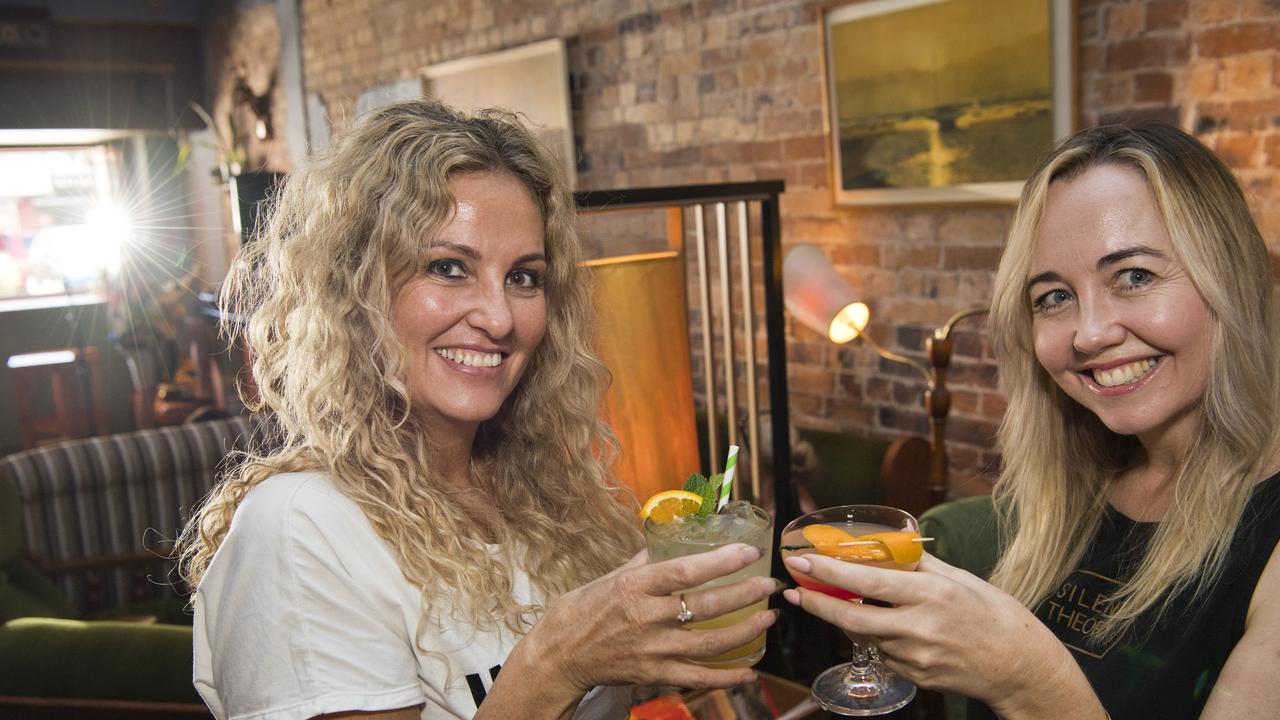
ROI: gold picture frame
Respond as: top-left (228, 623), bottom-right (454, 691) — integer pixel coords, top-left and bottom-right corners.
top-left (823, 0), bottom-right (1076, 205)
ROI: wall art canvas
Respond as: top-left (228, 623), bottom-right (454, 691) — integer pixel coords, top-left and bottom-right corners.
top-left (824, 0), bottom-right (1074, 204)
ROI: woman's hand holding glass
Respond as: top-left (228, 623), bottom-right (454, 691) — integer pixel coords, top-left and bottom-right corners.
top-left (518, 543), bottom-right (780, 698)
top-left (783, 552), bottom-right (1092, 718)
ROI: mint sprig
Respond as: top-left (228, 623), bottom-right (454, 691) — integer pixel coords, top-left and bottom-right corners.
top-left (681, 472), bottom-right (723, 517)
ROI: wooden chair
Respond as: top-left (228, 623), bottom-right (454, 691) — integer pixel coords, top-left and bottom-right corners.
top-left (114, 316), bottom-right (230, 430)
top-left (6, 347), bottom-right (106, 448)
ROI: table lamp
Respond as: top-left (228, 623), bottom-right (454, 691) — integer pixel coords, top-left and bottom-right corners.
top-left (782, 243), bottom-right (986, 505)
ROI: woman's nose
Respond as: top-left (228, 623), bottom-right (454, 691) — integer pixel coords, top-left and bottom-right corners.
top-left (1072, 296), bottom-right (1126, 355)
top-left (465, 282), bottom-right (514, 338)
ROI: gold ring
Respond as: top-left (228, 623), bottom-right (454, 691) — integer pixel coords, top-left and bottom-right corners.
top-left (675, 593), bottom-right (695, 624)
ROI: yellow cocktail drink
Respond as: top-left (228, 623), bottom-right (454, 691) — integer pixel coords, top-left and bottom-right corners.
top-left (643, 500), bottom-right (773, 668)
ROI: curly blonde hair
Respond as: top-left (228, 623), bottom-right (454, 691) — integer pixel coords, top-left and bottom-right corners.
top-left (178, 100), bottom-right (641, 638)
top-left (988, 124), bottom-right (1280, 642)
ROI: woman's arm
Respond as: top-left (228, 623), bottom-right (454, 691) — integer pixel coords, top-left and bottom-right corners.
top-left (475, 544), bottom-right (780, 720)
top-left (1200, 540), bottom-right (1280, 718)
top-left (782, 553), bottom-right (1107, 720)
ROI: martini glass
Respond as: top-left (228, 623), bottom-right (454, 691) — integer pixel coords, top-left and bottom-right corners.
top-left (781, 505), bottom-right (920, 716)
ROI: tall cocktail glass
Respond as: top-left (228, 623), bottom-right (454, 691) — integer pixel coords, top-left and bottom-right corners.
top-left (643, 500), bottom-right (774, 668)
top-left (781, 505), bottom-right (920, 716)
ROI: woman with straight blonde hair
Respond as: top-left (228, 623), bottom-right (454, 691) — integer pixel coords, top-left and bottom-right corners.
top-left (781, 124), bottom-right (1280, 719)
top-left (178, 100), bottom-right (779, 720)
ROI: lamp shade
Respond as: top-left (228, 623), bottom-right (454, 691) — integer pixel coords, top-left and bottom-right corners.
top-left (782, 244), bottom-right (870, 344)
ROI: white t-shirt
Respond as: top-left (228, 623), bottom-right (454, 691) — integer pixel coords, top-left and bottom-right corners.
top-left (193, 472), bottom-right (626, 719)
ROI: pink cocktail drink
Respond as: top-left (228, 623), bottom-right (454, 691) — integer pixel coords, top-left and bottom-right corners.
top-left (779, 521), bottom-right (919, 601)
top-left (780, 505), bottom-right (920, 717)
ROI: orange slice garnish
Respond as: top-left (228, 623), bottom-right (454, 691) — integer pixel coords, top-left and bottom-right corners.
top-left (639, 490), bottom-right (705, 523)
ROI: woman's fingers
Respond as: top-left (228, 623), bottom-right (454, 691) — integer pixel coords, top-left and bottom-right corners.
top-left (641, 543), bottom-right (763, 596)
top-left (782, 586), bottom-right (889, 635)
top-left (689, 608), bottom-right (778, 658)
top-left (783, 554), bottom-right (929, 606)
top-left (680, 576), bottom-right (780, 622)
top-left (649, 607), bottom-right (778, 662)
top-left (660, 662), bottom-right (758, 690)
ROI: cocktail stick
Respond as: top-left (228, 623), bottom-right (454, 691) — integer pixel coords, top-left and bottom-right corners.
top-left (779, 537), bottom-right (934, 551)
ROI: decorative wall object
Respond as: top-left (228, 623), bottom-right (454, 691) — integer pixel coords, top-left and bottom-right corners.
top-left (423, 39), bottom-right (577, 188)
top-left (823, 0), bottom-right (1075, 205)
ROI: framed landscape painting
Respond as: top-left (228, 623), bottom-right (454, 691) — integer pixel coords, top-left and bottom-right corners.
top-left (823, 0), bottom-right (1075, 205)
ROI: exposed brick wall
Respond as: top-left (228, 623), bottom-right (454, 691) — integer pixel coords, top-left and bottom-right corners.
top-left (1081, 0), bottom-right (1280, 250)
top-left (288, 0), bottom-right (1280, 493)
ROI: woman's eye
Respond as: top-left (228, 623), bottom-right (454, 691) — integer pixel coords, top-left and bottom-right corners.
top-left (1032, 288), bottom-right (1071, 313)
top-left (507, 269), bottom-right (543, 289)
top-left (1117, 268), bottom-right (1154, 289)
top-left (427, 259), bottom-right (466, 278)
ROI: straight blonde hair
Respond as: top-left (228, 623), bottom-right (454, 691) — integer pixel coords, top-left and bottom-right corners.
top-left (178, 100), bottom-right (641, 641)
top-left (988, 124), bottom-right (1280, 643)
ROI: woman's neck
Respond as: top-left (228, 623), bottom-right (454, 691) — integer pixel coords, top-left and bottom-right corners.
top-left (419, 417), bottom-right (479, 487)
top-left (429, 441), bottom-right (504, 543)
top-left (1109, 413), bottom-right (1202, 521)
top-left (1110, 465), bottom-right (1175, 521)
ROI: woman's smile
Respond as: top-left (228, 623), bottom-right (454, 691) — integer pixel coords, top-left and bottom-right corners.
top-left (434, 347), bottom-right (505, 369)
top-left (1076, 355), bottom-right (1163, 396)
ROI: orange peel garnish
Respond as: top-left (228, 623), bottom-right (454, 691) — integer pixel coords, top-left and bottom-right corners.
top-left (801, 525), bottom-right (923, 563)
top-left (856, 531), bottom-right (923, 564)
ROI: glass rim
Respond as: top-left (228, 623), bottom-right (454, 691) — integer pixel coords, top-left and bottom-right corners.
top-left (781, 503), bottom-right (919, 535)
top-left (642, 500), bottom-right (773, 545)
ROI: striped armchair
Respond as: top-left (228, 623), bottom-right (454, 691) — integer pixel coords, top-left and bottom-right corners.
top-left (0, 415), bottom-right (270, 618)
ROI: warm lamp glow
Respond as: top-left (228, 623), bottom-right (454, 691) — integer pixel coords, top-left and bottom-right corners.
top-left (829, 301), bottom-right (870, 343)
top-left (783, 244), bottom-right (871, 343)
top-left (782, 239), bottom-right (989, 506)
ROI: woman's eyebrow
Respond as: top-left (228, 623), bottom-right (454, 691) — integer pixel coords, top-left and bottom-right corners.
top-left (514, 253), bottom-right (547, 265)
top-left (1096, 245), bottom-right (1167, 270)
top-left (429, 241), bottom-right (480, 259)
top-left (1026, 270), bottom-right (1063, 291)
top-left (1025, 244), bottom-right (1170, 292)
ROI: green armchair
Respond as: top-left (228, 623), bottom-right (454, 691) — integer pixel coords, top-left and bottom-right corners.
top-left (920, 495), bottom-right (1000, 581)
top-left (0, 417), bottom-right (266, 715)
top-left (918, 494), bottom-right (1001, 720)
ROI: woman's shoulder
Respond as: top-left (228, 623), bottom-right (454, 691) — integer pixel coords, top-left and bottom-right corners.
top-left (1242, 470), bottom-right (1280, 529)
top-left (1253, 469), bottom-right (1280, 498)
top-left (235, 471), bottom-right (369, 537)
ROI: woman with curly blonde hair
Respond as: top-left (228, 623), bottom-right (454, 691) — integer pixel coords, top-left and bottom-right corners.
top-left (781, 124), bottom-right (1280, 719)
top-left (179, 100), bottom-right (778, 720)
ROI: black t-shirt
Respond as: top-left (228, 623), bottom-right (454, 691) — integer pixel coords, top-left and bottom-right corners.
top-left (969, 473), bottom-right (1280, 720)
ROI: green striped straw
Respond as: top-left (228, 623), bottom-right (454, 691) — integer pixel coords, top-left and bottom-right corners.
top-left (716, 445), bottom-right (739, 512)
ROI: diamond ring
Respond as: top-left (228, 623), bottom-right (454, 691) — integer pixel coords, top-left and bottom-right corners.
top-left (676, 593), bottom-right (695, 624)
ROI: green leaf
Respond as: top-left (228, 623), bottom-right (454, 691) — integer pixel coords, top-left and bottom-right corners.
top-left (700, 473), bottom-right (724, 516)
top-left (681, 473), bottom-right (717, 517)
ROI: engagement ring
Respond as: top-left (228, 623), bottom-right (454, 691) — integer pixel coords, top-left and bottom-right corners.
top-left (675, 593), bottom-right (695, 624)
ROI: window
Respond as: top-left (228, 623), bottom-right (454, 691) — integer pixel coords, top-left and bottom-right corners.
top-left (0, 145), bottom-right (126, 300)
